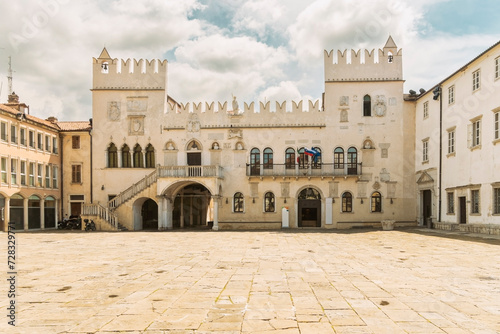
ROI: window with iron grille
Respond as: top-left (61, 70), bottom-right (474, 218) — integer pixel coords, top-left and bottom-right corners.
top-left (264, 192), bottom-right (275, 212)
top-left (471, 189), bottom-right (480, 214)
top-left (233, 192), bottom-right (244, 213)
top-left (447, 192), bottom-right (454, 214)
top-left (448, 85), bottom-right (455, 104)
top-left (342, 192), bottom-right (353, 212)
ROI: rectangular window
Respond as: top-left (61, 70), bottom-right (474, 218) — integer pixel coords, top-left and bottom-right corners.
top-left (72, 164), bottom-right (82, 183)
top-left (37, 133), bottom-right (43, 150)
top-left (423, 101), bottom-right (429, 119)
top-left (472, 69), bottom-right (480, 91)
top-left (447, 192), bottom-right (454, 214)
top-left (29, 130), bottom-right (35, 148)
top-left (448, 85), bottom-right (455, 104)
top-left (52, 137), bottom-right (58, 154)
top-left (20, 128), bottom-right (26, 146)
top-left (52, 165), bottom-right (58, 188)
top-left (45, 135), bottom-right (51, 152)
top-left (471, 189), bottom-right (480, 214)
top-left (11, 125), bottom-right (18, 144)
top-left (37, 163), bottom-right (43, 187)
top-left (472, 120), bottom-right (481, 147)
top-left (0, 122), bottom-right (7, 141)
top-left (448, 130), bottom-right (455, 154)
top-left (72, 135), bottom-right (80, 149)
top-left (29, 162), bottom-right (35, 186)
top-left (45, 165), bottom-right (51, 188)
top-left (494, 188), bottom-right (500, 214)
top-left (422, 140), bottom-right (429, 162)
top-left (495, 112), bottom-right (499, 140)
top-left (496, 57), bottom-right (499, 79)
top-left (1, 157), bottom-right (7, 183)
top-left (11, 159), bottom-right (17, 185)
top-left (20, 161), bottom-right (26, 186)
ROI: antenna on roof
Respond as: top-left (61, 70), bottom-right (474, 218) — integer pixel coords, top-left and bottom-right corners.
top-left (8, 56), bottom-right (14, 96)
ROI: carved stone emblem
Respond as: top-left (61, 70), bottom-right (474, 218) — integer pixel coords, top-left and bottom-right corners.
top-left (187, 113), bottom-right (201, 133)
top-left (373, 95), bottom-right (387, 117)
top-left (128, 115), bottom-right (145, 136)
top-left (127, 98), bottom-right (148, 113)
top-left (340, 109), bottom-right (348, 122)
top-left (340, 96), bottom-right (349, 106)
top-left (228, 128), bottom-right (242, 139)
top-left (108, 101), bottom-right (121, 121)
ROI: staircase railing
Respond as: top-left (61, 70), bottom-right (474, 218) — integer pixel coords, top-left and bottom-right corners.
top-left (108, 169), bottom-right (158, 209)
top-left (82, 203), bottom-right (118, 229)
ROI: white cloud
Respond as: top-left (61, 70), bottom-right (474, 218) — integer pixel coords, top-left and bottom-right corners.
top-left (170, 34), bottom-right (289, 102)
top-left (0, 0), bottom-right (497, 121)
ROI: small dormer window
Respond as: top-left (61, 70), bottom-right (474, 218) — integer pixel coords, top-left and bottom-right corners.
top-left (101, 62), bottom-right (109, 74)
top-left (388, 52), bottom-right (393, 63)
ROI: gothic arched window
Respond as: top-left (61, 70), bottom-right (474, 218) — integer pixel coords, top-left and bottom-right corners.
top-left (363, 95), bottom-right (371, 117)
top-left (108, 143), bottom-right (118, 168)
top-left (122, 144), bottom-right (131, 168)
top-left (145, 144), bottom-right (155, 168)
top-left (133, 144), bottom-right (143, 168)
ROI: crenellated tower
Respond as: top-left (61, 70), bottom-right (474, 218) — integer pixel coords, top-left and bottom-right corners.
top-left (324, 36), bottom-right (402, 82)
top-left (92, 48), bottom-right (167, 91)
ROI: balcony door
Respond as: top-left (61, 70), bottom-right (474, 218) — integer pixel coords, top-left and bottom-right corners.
top-left (187, 153), bottom-right (201, 166)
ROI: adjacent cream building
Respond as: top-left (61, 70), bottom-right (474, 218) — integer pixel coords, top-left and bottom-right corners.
top-left (414, 40), bottom-right (500, 232)
top-left (0, 93), bottom-right (61, 231)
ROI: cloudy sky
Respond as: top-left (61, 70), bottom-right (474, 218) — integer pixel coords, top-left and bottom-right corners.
top-left (0, 0), bottom-right (499, 121)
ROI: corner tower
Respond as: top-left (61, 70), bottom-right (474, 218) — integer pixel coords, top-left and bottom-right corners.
top-left (324, 36), bottom-right (402, 82)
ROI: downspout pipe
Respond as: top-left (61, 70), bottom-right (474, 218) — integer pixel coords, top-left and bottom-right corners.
top-left (433, 85), bottom-right (443, 224)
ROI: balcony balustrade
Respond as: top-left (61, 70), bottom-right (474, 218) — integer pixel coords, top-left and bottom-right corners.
top-left (157, 165), bottom-right (223, 178)
top-left (245, 163), bottom-right (362, 178)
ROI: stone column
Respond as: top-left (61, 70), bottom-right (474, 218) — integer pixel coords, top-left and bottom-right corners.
top-left (189, 196), bottom-right (193, 227)
top-left (118, 149), bottom-right (122, 168)
top-left (325, 197), bottom-right (333, 225)
top-left (142, 150), bottom-right (147, 168)
top-left (4, 197), bottom-right (10, 232)
top-left (40, 198), bottom-right (45, 230)
top-left (165, 197), bottom-right (173, 230)
top-left (212, 196), bottom-right (219, 231)
top-left (180, 195), bottom-right (184, 228)
top-left (23, 197), bottom-right (29, 230)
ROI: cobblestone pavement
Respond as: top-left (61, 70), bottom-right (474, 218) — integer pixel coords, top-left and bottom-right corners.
top-left (2, 228), bottom-right (500, 334)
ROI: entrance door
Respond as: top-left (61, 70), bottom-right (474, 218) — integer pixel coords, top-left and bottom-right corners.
top-left (422, 190), bottom-right (432, 228)
top-left (459, 197), bottom-right (466, 224)
top-left (298, 188), bottom-right (321, 227)
top-left (0, 196), bottom-right (5, 231)
top-left (70, 202), bottom-right (82, 217)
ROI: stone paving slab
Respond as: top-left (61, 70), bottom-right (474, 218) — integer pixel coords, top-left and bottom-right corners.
top-left (1, 228), bottom-right (500, 333)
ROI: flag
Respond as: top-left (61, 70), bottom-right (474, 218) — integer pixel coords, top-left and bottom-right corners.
top-left (304, 147), bottom-right (320, 157)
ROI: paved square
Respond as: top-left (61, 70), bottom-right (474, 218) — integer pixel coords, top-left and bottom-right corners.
top-left (2, 229), bottom-right (500, 333)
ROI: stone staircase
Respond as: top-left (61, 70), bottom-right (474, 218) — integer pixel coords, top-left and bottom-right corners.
top-left (83, 169), bottom-right (158, 230)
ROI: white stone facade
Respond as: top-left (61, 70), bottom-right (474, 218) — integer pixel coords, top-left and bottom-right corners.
top-left (88, 38), bottom-right (420, 231)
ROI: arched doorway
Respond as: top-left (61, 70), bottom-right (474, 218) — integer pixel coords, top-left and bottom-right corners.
top-left (28, 195), bottom-right (41, 229)
top-left (132, 197), bottom-right (158, 230)
top-left (10, 194), bottom-right (24, 230)
top-left (142, 199), bottom-right (158, 230)
top-left (44, 196), bottom-right (56, 228)
top-left (172, 184), bottom-right (212, 229)
top-left (298, 188), bottom-right (321, 227)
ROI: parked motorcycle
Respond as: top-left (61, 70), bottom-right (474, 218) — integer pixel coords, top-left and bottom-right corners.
top-left (84, 219), bottom-right (96, 231)
top-left (66, 218), bottom-right (81, 230)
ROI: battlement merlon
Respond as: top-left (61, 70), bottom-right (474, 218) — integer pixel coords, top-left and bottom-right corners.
top-left (92, 48), bottom-right (167, 91)
top-left (324, 36), bottom-right (403, 82)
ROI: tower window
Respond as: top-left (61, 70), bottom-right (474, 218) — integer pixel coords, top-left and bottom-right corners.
top-left (363, 95), bottom-right (371, 116)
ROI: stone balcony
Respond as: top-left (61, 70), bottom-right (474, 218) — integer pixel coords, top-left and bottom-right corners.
top-left (157, 165), bottom-right (223, 179)
top-left (245, 163), bottom-right (362, 179)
